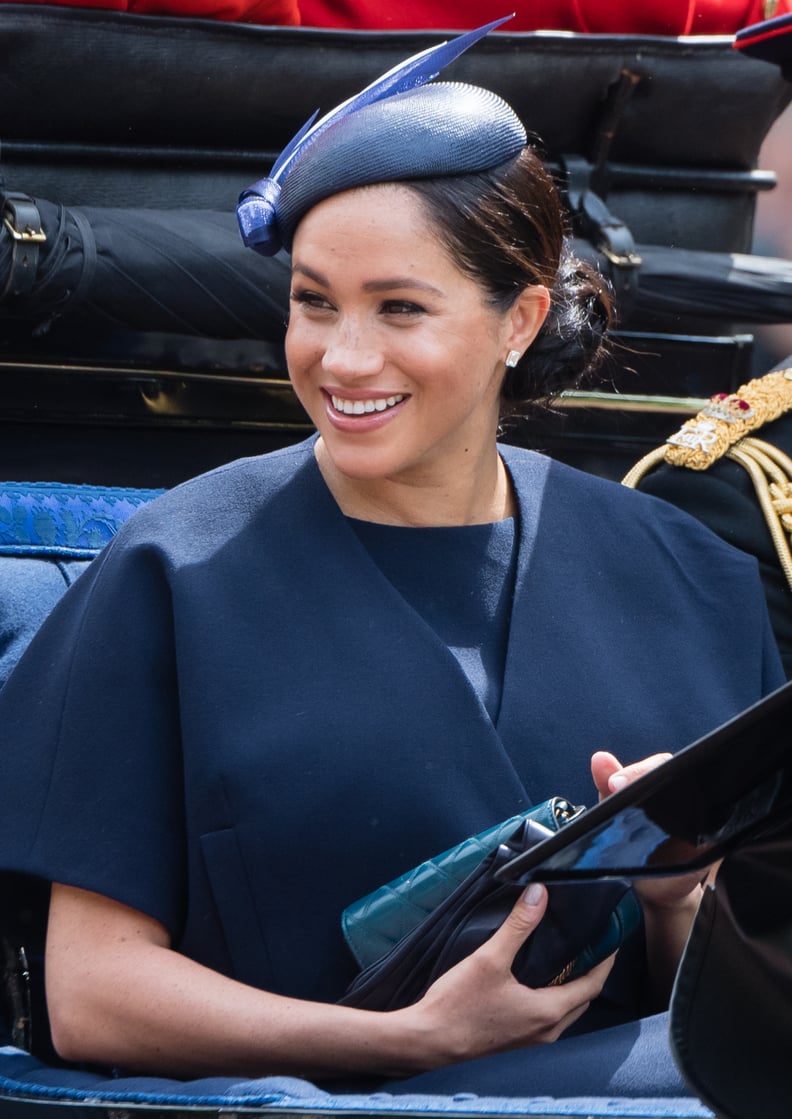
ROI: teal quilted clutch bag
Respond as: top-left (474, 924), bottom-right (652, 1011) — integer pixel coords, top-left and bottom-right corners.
top-left (343, 797), bottom-right (586, 970)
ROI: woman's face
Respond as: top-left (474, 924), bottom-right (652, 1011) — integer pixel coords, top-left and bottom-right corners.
top-left (286, 184), bottom-right (546, 504)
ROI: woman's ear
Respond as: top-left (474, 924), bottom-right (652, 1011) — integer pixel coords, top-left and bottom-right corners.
top-left (505, 285), bottom-right (551, 361)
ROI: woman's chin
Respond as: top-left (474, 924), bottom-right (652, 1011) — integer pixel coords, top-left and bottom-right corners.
top-left (322, 446), bottom-right (402, 484)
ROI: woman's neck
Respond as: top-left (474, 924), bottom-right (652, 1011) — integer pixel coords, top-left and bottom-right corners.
top-left (314, 438), bottom-right (516, 527)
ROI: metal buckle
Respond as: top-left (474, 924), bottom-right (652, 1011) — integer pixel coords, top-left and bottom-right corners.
top-left (598, 241), bottom-right (642, 268)
top-left (3, 214), bottom-right (46, 244)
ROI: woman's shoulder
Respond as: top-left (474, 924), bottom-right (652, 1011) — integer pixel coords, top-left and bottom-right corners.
top-left (155, 437), bottom-right (315, 508)
top-left (502, 443), bottom-right (759, 568)
top-left (109, 438), bottom-right (318, 552)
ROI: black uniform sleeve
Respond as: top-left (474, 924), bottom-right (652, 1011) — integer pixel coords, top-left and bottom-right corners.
top-left (640, 452), bottom-right (792, 680)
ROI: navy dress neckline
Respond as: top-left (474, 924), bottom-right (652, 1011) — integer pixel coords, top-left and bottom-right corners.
top-left (348, 517), bottom-right (518, 723)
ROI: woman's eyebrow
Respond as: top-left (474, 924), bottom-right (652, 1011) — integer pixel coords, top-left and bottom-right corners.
top-left (292, 262), bottom-right (443, 298)
top-left (363, 277), bottom-right (444, 296)
top-left (291, 262), bottom-right (328, 286)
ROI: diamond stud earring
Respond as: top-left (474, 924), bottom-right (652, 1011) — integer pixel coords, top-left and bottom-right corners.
top-left (505, 350), bottom-right (521, 368)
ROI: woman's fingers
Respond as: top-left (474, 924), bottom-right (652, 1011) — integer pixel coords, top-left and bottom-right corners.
top-left (479, 884), bottom-right (615, 989)
top-left (591, 749), bottom-right (673, 798)
top-left (590, 750), bottom-right (621, 799)
top-left (412, 887), bottom-right (617, 1064)
top-left (477, 881), bottom-right (549, 962)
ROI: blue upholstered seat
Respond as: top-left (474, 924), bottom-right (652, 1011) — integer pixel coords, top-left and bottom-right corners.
top-left (0, 482), bottom-right (164, 690)
top-left (0, 482), bottom-right (165, 559)
top-left (0, 1046), bottom-right (714, 1119)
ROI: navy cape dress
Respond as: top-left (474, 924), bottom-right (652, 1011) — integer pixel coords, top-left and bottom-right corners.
top-left (0, 437), bottom-right (783, 1092)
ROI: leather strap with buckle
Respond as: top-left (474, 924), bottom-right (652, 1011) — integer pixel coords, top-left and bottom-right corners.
top-left (1, 191), bottom-right (46, 299)
top-left (562, 155), bottom-right (641, 315)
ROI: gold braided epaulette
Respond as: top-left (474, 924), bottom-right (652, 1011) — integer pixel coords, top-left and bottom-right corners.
top-left (658, 368), bottom-right (792, 471)
top-left (621, 367), bottom-right (792, 591)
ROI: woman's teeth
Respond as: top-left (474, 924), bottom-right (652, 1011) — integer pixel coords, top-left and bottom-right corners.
top-left (331, 394), bottom-right (405, 415)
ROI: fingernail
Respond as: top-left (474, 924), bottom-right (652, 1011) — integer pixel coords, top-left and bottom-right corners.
top-left (609, 774), bottom-right (628, 792)
top-left (524, 883), bottom-right (544, 907)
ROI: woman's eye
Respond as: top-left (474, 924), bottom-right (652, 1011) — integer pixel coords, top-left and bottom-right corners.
top-left (381, 300), bottom-right (425, 317)
top-left (290, 290), bottom-right (334, 312)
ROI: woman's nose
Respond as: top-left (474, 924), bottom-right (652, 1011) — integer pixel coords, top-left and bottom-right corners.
top-left (321, 320), bottom-right (384, 379)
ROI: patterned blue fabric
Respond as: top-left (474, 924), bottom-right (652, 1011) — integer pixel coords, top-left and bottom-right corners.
top-left (0, 482), bottom-right (165, 559)
top-left (0, 1047), bottom-right (714, 1117)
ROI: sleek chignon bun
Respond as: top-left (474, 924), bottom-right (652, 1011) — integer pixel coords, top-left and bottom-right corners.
top-left (504, 244), bottom-right (612, 414)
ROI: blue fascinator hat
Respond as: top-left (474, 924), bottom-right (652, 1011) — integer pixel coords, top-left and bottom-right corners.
top-left (237, 17), bottom-right (527, 257)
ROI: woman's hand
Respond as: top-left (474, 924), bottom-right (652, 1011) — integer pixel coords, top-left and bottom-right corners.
top-left (590, 750), bottom-right (705, 1004)
top-left (397, 883), bottom-right (614, 1068)
top-left (590, 750), bottom-right (706, 906)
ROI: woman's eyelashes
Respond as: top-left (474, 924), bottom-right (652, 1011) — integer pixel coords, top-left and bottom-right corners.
top-left (290, 289), bottom-right (334, 312)
top-left (290, 289), bottom-right (427, 319)
top-left (380, 299), bottom-right (426, 317)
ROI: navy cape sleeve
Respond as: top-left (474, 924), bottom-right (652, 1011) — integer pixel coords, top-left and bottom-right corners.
top-left (0, 528), bottom-right (187, 937)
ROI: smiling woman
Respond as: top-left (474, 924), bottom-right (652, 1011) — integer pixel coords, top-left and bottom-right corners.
top-left (0, 18), bottom-right (785, 1106)
top-left (285, 183), bottom-right (550, 524)
top-left (283, 152), bottom-right (609, 526)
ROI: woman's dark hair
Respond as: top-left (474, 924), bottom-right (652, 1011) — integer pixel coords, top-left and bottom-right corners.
top-left (404, 148), bottom-right (613, 417)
